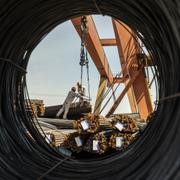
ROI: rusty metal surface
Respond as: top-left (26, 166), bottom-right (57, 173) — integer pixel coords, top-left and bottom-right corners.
top-left (106, 66), bottom-right (143, 117)
top-left (112, 20), bottom-right (153, 119)
top-left (100, 38), bottom-right (117, 46)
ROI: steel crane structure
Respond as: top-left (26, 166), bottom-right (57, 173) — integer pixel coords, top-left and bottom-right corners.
top-left (72, 16), bottom-right (153, 120)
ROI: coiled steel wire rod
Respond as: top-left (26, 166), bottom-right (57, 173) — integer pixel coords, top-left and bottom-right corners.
top-left (0, 0), bottom-right (180, 179)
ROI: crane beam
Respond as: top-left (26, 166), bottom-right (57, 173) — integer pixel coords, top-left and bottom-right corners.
top-left (112, 20), bottom-right (137, 113)
top-left (112, 20), bottom-right (153, 120)
top-left (106, 66), bottom-right (143, 117)
top-left (100, 39), bottom-right (117, 46)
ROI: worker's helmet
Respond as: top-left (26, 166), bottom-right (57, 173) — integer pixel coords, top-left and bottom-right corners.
top-left (71, 87), bottom-right (76, 92)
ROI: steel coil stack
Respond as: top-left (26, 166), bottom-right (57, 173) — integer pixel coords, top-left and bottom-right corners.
top-left (0, 0), bottom-right (180, 179)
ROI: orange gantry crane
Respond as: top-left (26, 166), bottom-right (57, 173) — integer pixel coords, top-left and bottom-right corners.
top-left (72, 16), bottom-right (153, 120)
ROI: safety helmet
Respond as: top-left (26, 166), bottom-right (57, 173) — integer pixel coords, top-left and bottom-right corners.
top-left (71, 87), bottom-right (76, 92)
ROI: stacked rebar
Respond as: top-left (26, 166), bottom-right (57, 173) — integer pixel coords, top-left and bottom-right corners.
top-left (109, 133), bottom-right (136, 151)
top-left (83, 131), bottom-right (110, 154)
top-left (110, 114), bottom-right (139, 133)
top-left (61, 113), bottom-right (139, 155)
top-left (26, 99), bottom-right (45, 117)
top-left (44, 129), bottom-right (77, 147)
top-left (62, 132), bottom-right (88, 153)
top-left (73, 113), bottom-right (100, 133)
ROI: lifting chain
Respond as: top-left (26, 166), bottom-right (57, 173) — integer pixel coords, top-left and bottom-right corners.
top-left (79, 16), bottom-right (91, 100)
top-left (80, 16), bottom-right (88, 67)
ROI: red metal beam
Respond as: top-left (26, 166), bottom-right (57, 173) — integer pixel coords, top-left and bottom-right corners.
top-left (113, 77), bottom-right (128, 84)
top-left (112, 20), bottom-right (153, 120)
top-left (106, 66), bottom-right (143, 117)
top-left (112, 20), bottom-right (137, 113)
top-left (100, 39), bottom-right (117, 46)
top-left (71, 16), bottom-right (113, 84)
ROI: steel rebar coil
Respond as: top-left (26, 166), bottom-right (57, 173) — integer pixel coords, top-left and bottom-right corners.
top-left (0, 0), bottom-right (180, 179)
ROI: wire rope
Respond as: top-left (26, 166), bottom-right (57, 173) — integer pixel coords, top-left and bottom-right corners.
top-left (0, 0), bottom-right (180, 179)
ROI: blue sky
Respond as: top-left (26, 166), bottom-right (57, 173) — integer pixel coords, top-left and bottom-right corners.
top-left (27, 15), bottom-right (155, 115)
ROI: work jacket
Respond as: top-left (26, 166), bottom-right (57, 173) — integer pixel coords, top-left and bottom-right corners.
top-left (64, 91), bottom-right (81, 104)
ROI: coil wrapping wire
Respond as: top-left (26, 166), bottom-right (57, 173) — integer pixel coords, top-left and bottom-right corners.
top-left (0, 0), bottom-right (180, 179)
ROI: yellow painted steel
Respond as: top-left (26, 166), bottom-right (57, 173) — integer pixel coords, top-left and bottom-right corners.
top-left (94, 77), bottom-right (108, 115)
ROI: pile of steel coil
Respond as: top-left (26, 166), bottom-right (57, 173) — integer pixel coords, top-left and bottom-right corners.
top-left (0, 0), bottom-right (180, 179)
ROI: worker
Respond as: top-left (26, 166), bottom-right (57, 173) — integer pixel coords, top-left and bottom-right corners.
top-left (56, 87), bottom-right (82, 119)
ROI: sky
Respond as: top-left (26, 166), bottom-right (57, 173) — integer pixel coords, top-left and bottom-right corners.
top-left (26, 15), bottom-right (156, 116)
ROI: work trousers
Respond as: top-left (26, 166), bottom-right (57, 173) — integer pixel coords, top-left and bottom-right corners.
top-left (56, 102), bottom-right (70, 119)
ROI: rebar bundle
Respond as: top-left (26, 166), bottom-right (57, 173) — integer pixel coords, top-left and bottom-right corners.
top-left (62, 115), bottom-right (139, 155)
top-left (83, 131), bottom-right (109, 154)
top-left (110, 114), bottom-right (139, 133)
top-left (62, 132), bottom-right (88, 153)
top-left (109, 132), bottom-right (137, 151)
top-left (74, 113), bottom-right (100, 133)
top-left (44, 130), bottom-right (77, 147)
top-left (44, 101), bottom-right (92, 119)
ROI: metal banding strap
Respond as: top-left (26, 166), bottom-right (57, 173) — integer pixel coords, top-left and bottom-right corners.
top-left (154, 92), bottom-right (180, 105)
top-left (0, 57), bottom-right (27, 73)
top-left (37, 157), bottom-right (71, 180)
top-left (92, 0), bottom-right (104, 15)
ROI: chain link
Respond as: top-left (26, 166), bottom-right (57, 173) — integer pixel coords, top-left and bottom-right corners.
top-left (80, 16), bottom-right (88, 66)
top-left (79, 16), bottom-right (91, 100)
